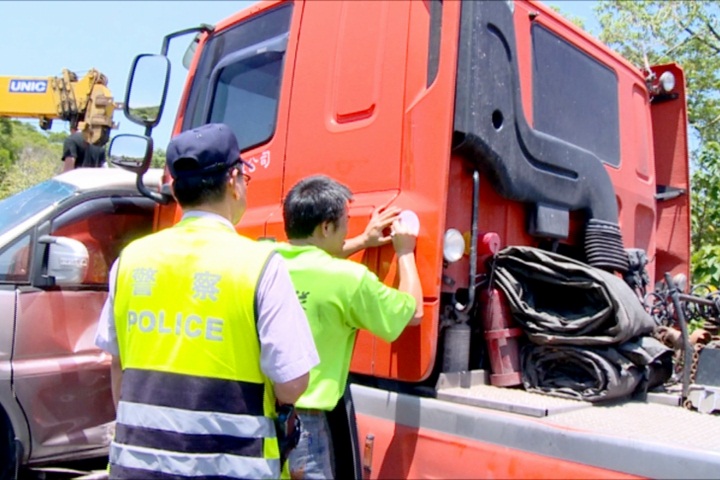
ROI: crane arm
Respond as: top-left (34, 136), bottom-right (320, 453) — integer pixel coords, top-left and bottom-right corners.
top-left (0, 68), bottom-right (119, 144)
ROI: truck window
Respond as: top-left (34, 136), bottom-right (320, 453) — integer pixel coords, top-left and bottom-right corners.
top-left (182, 3), bottom-right (293, 151)
top-left (51, 196), bottom-right (155, 285)
top-left (207, 34), bottom-right (286, 150)
top-left (531, 24), bottom-right (620, 167)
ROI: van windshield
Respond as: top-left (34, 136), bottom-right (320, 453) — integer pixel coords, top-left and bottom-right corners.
top-left (0, 180), bottom-right (77, 235)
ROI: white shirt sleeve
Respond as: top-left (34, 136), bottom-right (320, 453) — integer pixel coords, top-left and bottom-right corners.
top-left (95, 259), bottom-right (120, 356)
top-left (256, 253), bottom-right (319, 383)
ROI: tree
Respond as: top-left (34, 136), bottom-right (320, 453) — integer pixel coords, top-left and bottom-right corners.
top-left (596, 1), bottom-right (720, 145)
top-left (128, 106), bottom-right (161, 124)
top-left (689, 141), bottom-right (720, 285)
top-left (0, 119), bottom-right (16, 180)
top-left (594, 1), bottom-right (720, 283)
top-left (0, 120), bottom-right (65, 198)
top-left (0, 144), bottom-right (60, 199)
top-left (547, 5), bottom-right (586, 31)
top-left (151, 148), bottom-right (166, 169)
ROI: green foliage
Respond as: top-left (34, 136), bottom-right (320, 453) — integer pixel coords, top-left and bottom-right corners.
top-left (128, 106), bottom-right (161, 123)
top-left (151, 148), bottom-right (166, 169)
top-left (690, 142), bottom-right (720, 248)
top-left (0, 120), bottom-right (65, 198)
top-left (46, 131), bottom-right (69, 144)
top-left (0, 145), bottom-right (61, 199)
top-left (691, 245), bottom-right (720, 286)
top-left (690, 141), bottom-right (720, 283)
top-left (0, 119), bottom-right (16, 178)
top-left (595, 1), bottom-right (720, 145)
top-left (548, 5), bottom-right (587, 31)
top-left (688, 318), bottom-right (706, 334)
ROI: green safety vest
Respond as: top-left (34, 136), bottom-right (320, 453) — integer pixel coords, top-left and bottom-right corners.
top-left (110, 217), bottom-right (281, 479)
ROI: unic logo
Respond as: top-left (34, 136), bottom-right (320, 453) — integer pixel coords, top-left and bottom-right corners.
top-left (9, 79), bottom-right (48, 93)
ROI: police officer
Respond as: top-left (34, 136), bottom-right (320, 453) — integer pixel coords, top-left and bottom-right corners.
top-left (95, 123), bottom-right (319, 479)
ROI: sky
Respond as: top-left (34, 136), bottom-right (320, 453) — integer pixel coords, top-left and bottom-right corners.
top-left (2, 0), bottom-right (597, 149)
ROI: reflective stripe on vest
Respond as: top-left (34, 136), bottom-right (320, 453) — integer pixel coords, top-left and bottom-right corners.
top-left (111, 218), bottom-right (280, 478)
top-left (116, 401), bottom-right (276, 438)
top-left (110, 443), bottom-right (281, 479)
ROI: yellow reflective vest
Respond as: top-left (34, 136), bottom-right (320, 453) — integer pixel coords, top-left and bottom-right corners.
top-left (111, 217), bottom-right (281, 479)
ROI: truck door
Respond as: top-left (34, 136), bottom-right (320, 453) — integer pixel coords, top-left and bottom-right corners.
top-left (277, 0), bottom-right (410, 373)
top-left (10, 195), bottom-right (154, 460)
top-left (651, 64), bottom-right (691, 284)
top-left (282, 0), bottom-right (407, 193)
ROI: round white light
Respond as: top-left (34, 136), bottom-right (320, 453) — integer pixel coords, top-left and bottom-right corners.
top-left (659, 71), bottom-right (675, 93)
top-left (443, 229), bottom-right (465, 263)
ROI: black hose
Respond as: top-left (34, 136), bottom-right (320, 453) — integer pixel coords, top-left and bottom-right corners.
top-left (664, 273), bottom-right (692, 401)
top-left (456, 170), bottom-right (480, 313)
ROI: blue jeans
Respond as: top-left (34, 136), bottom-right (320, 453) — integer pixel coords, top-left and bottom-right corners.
top-left (288, 410), bottom-right (335, 479)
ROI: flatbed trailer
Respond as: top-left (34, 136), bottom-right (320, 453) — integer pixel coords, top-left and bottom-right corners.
top-left (351, 376), bottom-right (720, 479)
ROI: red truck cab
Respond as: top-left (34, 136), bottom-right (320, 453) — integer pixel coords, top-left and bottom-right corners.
top-left (109, 1), bottom-right (710, 478)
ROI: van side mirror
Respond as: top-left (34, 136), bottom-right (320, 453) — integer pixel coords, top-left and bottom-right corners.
top-left (37, 236), bottom-right (89, 287)
top-left (124, 54), bottom-right (171, 131)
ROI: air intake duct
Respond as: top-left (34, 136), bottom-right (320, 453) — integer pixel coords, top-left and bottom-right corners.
top-left (584, 219), bottom-right (629, 273)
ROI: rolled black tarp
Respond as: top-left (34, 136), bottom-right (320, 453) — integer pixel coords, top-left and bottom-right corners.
top-left (521, 337), bottom-right (673, 402)
top-left (494, 246), bottom-right (656, 346)
top-left (493, 246), bottom-right (672, 402)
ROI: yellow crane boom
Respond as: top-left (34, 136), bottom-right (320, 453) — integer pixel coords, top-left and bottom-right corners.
top-left (0, 68), bottom-right (119, 145)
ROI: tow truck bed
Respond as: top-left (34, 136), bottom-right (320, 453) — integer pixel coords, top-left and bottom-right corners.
top-left (351, 374), bottom-right (720, 479)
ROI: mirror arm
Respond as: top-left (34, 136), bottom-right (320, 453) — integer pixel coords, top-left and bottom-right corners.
top-left (38, 235), bottom-right (56, 245)
top-left (161, 24), bottom-right (215, 56)
top-left (35, 235), bottom-right (57, 288)
top-left (136, 176), bottom-right (172, 205)
top-left (137, 135), bottom-right (171, 204)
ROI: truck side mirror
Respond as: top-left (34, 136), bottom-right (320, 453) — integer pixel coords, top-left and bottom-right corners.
top-left (124, 54), bottom-right (170, 131)
top-left (109, 134), bottom-right (153, 174)
top-left (37, 235), bottom-right (89, 287)
top-left (108, 134), bottom-right (170, 205)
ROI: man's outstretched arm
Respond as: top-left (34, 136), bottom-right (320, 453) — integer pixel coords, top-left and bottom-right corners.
top-left (341, 206), bottom-right (401, 258)
top-left (392, 220), bottom-right (423, 325)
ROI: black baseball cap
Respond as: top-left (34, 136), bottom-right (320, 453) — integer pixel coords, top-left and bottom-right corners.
top-left (166, 123), bottom-right (248, 179)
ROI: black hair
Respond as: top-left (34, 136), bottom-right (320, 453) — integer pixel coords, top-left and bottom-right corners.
top-left (283, 175), bottom-right (352, 239)
top-left (171, 158), bottom-right (233, 207)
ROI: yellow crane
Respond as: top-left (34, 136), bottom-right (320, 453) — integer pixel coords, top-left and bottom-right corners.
top-left (0, 68), bottom-right (119, 145)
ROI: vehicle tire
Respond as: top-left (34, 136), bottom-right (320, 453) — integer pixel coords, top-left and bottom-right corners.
top-left (0, 411), bottom-right (20, 480)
